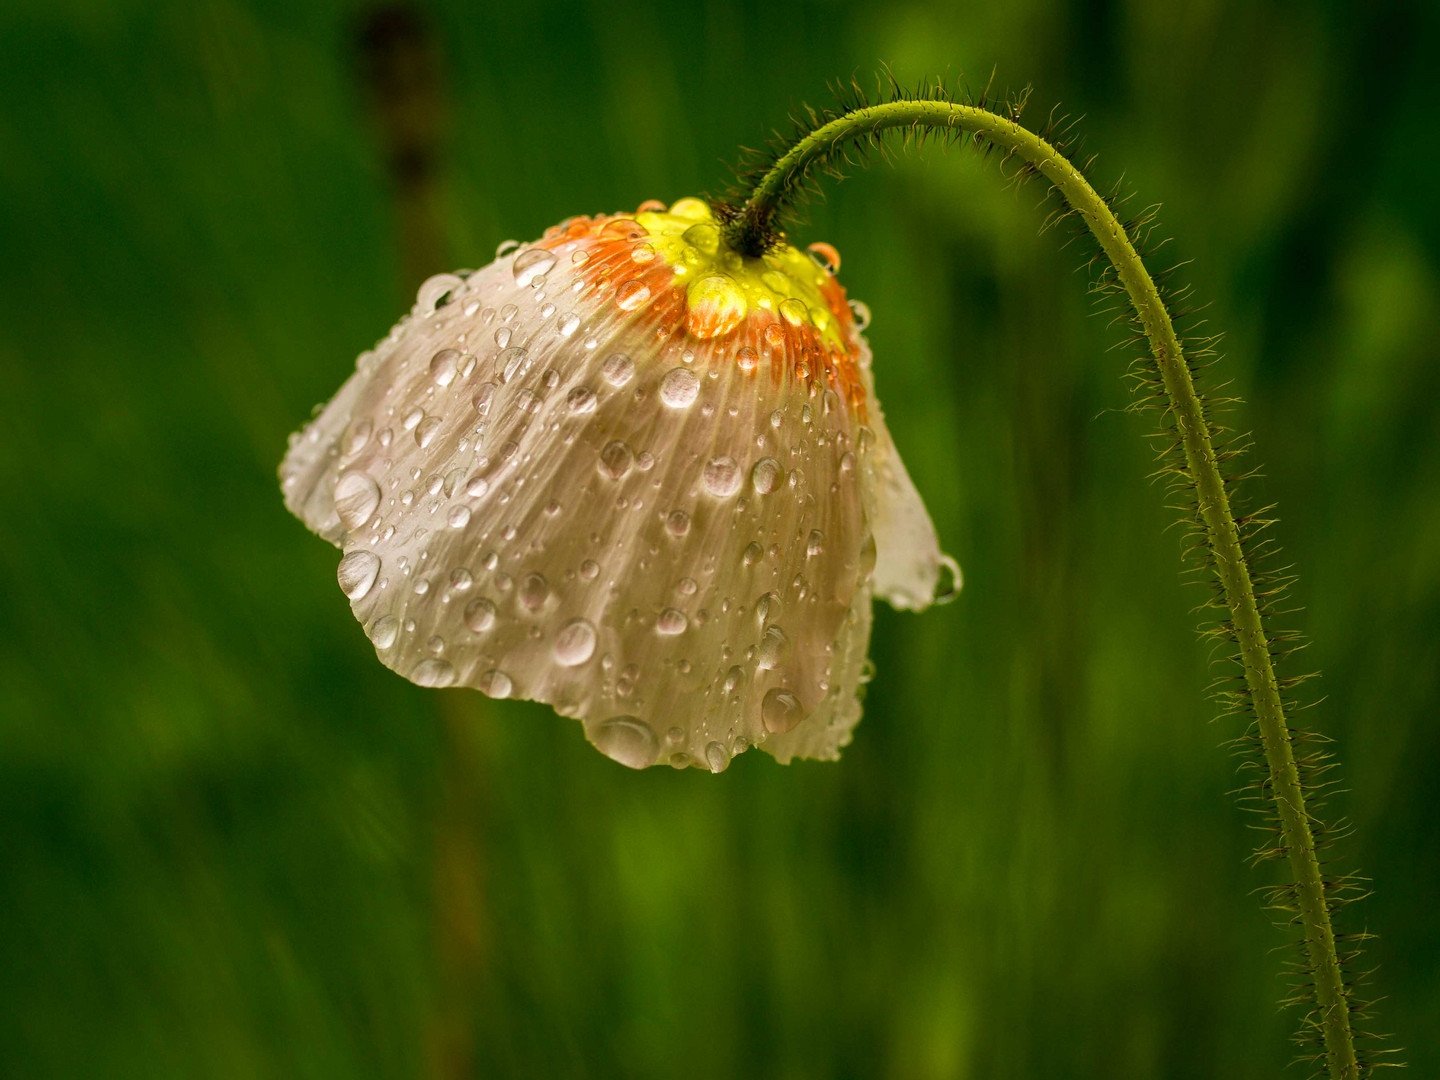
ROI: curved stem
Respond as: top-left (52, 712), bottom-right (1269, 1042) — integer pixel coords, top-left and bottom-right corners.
top-left (727, 100), bottom-right (1359, 1078)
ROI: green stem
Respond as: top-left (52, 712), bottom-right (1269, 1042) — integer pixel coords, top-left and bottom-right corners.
top-left (727, 100), bottom-right (1358, 1079)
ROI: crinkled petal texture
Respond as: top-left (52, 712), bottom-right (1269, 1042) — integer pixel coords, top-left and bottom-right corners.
top-left (281, 201), bottom-right (956, 769)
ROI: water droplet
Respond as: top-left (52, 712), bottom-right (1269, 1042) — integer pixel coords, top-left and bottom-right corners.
top-left (514, 389), bottom-right (541, 414)
top-left (807, 530), bottom-right (824, 557)
top-left (757, 625), bottom-right (790, 670)
top-left (429, 349), bottom-right (460, 386)
top-left (669, 197), bottom-right (710, 221)
top-left (416, 273), bottom-right (462, 315)
top-left (736, 346), bottom-right (758, 372)
top-left (478, 669), bottom-right (512, 698)
top-left (495, 239), bottom-right (520, 258)
top-left (412, 658), bottom-right (455, 688)
top-left (849, 299), bottom-right (871, 330)
top-left (806, 241), bottom-right (841, 274)
top-left (656, 608), bottom-right (688, 635)
top-left (464, 598), bottom-right (496, 632)
top-left (561, 386), bottom-right (595, 414)
top-left (686, 274), bottom-right (748, 339)
top-left (681, 223), bottom-right (720, 254)
top-left (500, 346), bottom-right (530, 383)
top-left (334, 471), bottom-right (380, 530)
top-left (465, 475), bottom-right (490, 497)
top-left (705, 741), bottom-right (730, 773)
top-left (666, 510), bottom-right (691, 537)
top-left (756, 591), bottom-right (780, 623)
top-left (448, 505), bottom-right (471, 529)
top-left (751, 458), bottom-right (783, 494)
top-left (660, 368), bottom-right (700, 409)
top-left (743, 542), bottom-right (764, 566)
top-left (342, 417), bottom-right (373, 457)
top-left (598, 440), bottom-right (634, 480)
top-left (402, 407), bottom-right (424, 431)
top-left (615, 280), bottom-right (651, 311)
top-left (448, 568), bottom-right (473, 592)
top-left (723, 666), bottom-right (745, 693)
top-left (702, 456), bottom-right (742, 497)
top-left (934, 553), bottom-right (964, 604)
top-left (677, 577), bottom-right (698, 596)
top-left (473, 382), bottom-right (496, 415)
top-left (513, 248), bottom-right (556, 287)
top-left (557, 312), bottom-right (580, 337)
top-left (553, 618), bottom-right (597, 666)
top-left (779, 297), bottom-right (808, 327)
top-left (761, 687), bottom-right (805, 734)
top-left (859, 533), bottom-right (877, 582)
top-left (579, 559), bottom-right (600, 580)
top-left (519, 572), bottom-right (549, 611)
top-left (337, 550), bottom-right (381, 599)
top-left (592, 715), bottom-right (659, 769)
top-left (601, 353), bottom-right (635, 387)
top-left (368, 615), bottom-right (399, 649)
top-left (415, 416), bottom-right (442, 447)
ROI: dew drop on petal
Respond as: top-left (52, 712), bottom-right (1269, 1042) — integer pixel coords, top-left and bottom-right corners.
top-left (337, 550), bottom-right (381, 599)
top-left (757, 625), bottom-right (790, 670)
top-left (429, 349), bottom-right (460, 386)
top-left (553, 618), bottom-right (597, 666)
top-left (666, 510), bottom-right (691, 537)
top-left (566, 386), bottom-right (597, 414)
top-left (735, 346), bottom-right (758, 372)
top-left (334, 471), bottom-right (381, 530)
top-left (660, 368), bottom-right (700, 409)
top-left (579, 559), bottom-right (600, 580)
top-left (601, 353), bottom-right (635, 387)
top-left (686, 274), bottom-right (747, 339)
top-left (751, 458), bottom-right (783, 494)
top-left (656, 608), bottom-right (688, 635)
top-left (412, 658), bottom-right (455, 688)
top-left (464, 598), bottom-right (496, 632)
top-left (465, 475), bottom-right (490, 498)
top-left (705, 741), bottom-right (730, 773)
top-left (779, 297), bottom-right (809, 327)
top-left (598, 440), bottom-right (634, 480)
top-left (448, 505), bottom-right (471, 529)
top-left (478, 669), bottom-right (512, 698)
top-left (368, 615), bottom-right (399, 649)
top-left (416, 273), bottom-right (462, 315)
top-left (519, 572), bottom-right (549, 611)
top-left (592, 715), bottom-right (659, 769)
top-left (702, 456), bottom-right (742, 497)
top-left (557, 312), bottom-right (580, 337)
top-left (500, 347), bottom-right (530, 383)
top-left (761, 687), bottom-right (805, 734)
top-left (513, 248), bottom-right (556, 287)
top-left (615, 280), bottom-right (652, 311)
top-left (342, 417), bottom-right (372, 457)
top-left (807, 529), bottom-right (824, 557)
top-left (849, 299), bottom-right (872, 331)
top-left (743, 542), bottom-right (764, 566)
top-left (473, 382), bottom-right (496, 415)
top-left (415, 416), bottom-right (442, 447)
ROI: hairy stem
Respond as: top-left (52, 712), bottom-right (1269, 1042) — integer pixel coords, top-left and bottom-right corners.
top-left (726, 99), bottom-right (1359, 1078)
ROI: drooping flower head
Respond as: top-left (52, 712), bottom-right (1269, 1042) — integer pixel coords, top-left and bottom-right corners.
top-left (281, 197), bottom-right (958, 770)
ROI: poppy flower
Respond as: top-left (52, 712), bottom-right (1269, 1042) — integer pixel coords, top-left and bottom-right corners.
top-left (280, 197), bottom-right (958, 770)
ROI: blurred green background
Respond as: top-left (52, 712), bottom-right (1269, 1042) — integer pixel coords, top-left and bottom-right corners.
top-left (2, 0), bottom-right (1437, 1077)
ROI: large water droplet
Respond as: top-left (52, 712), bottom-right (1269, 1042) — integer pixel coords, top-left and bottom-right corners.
top-left (429, 349), bottom-right (460, 386)
top-left (464, 597), bottom-right (496, 632)
top-left (761, 687), bottom-right (805, 734)
top-left (342, 417), bottom-right (373, 457)
top-left (598, 440), bottom-right (634, 480)
top-left (705, 741), bottom-right (730, 773)
top-left (519, 572), bottom-right (549, 611)
top-left (702, 456), bottom-right (742, 497)
top-left (416, 273), bottom-right (463, 316)
top-left (500, 346), bottom-right (530, 383)
top-left (756, 625), bottom-right (790, 669)
top-left (591, 715), bottom-right (659, 769)
top-left (849, 299), bottom-right (871, 331)
top-left (415, 416), bottom-right (442, 447)
top-left (553, 618), bottom-right (597, 666)
top-left (478, 669), bottom-right (512, 698)
top-left (686, 274), bottom-right (747, 339)
top-left (660, 368), bottom-right (700, 408)
top-left (779, 297), bottom-right (808, 327)
top-left (806, 241), bottom-right (841, 274)
top-left (656, 608), bottom-right (688, 635)
top-left (448, 505), bottom-right (471, 529)
top-left (557, 312), bottom-right (580, 337)
top-left (412, 658), bottom-right (455, 687)
top-left (807, 529), bottom-right (825, 557)
top-left (601, 353), bottom-right (635, 386)
top-left (751, 458), bottom-right (783, 494)
top-left (368, 615), bottom-right (399, 649)
top-left (566, 386), bottom-right (597, 414)
top-left (334, 471), bottom-right (381, 530)
top-left (337, 550), bottom-right (381, 599)
top-left (615, 280), bottom-right (651, 311)
top-left (513, 248), bottom-right (556, 287)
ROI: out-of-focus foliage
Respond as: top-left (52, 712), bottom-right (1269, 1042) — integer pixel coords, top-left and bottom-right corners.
top-left (1, 1), bottom-right (1436, 1077)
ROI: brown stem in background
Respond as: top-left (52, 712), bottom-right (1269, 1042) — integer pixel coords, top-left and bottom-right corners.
top-left (354, 9), bottom-right (485, 1079)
